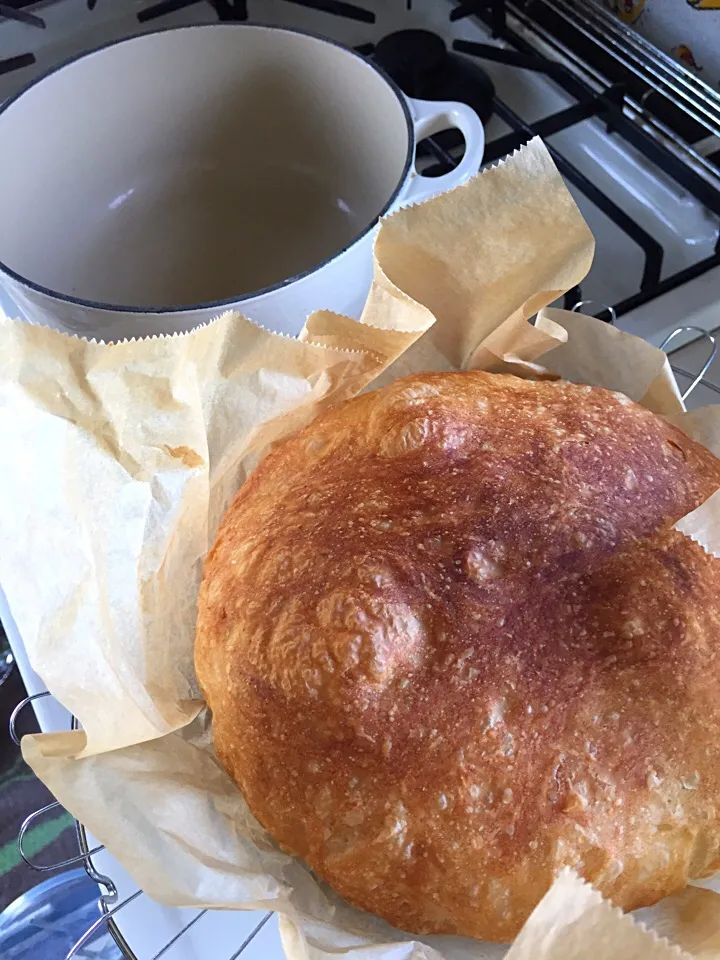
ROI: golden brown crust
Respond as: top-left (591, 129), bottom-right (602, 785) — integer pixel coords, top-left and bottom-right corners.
top-left (196, 371), bottom-right (720, 942)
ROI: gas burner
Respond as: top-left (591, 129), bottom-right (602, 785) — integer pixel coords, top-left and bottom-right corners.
top-left (373, 29), bottom-right (494, 123)
top-left (372, 29), bottom-right (493, 175)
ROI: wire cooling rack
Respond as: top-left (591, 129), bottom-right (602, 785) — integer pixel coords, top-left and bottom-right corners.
top-left (8, 691), bottom-right (275, 960)
top-left (6, 320), bottom-right (719, 960)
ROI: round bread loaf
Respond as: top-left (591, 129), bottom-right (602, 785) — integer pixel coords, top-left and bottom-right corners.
top-left (196, 371), bottom-right (720, 942)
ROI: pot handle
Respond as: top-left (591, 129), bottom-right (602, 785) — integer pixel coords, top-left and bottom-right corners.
top-left (402, 97), bottom-right (485, 205)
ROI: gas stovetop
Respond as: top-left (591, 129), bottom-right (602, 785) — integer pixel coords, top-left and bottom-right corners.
top-left (2, 4), bottom-right (720, 960)
top-left (1, 0), bottom-right (719, 347)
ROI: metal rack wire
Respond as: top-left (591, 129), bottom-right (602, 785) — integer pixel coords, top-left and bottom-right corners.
top-left (9, 691), bottom-right (274, 960)
top-left (6, 319), bottom-right (718, 960)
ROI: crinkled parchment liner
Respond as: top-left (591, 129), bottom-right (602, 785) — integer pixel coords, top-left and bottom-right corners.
top-left (1, 138), bottom-right (719, 960)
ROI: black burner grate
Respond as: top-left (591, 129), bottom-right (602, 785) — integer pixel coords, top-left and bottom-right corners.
top-left (0, 3), bottom-right (45, 26)
top-left (449, 0), bottom-right (720, 320)
top-left (137, 0), bottom-right (375, 23)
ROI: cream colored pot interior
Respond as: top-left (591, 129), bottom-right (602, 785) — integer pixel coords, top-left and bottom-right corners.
top-left (0, 25), bottom-right (410, 309)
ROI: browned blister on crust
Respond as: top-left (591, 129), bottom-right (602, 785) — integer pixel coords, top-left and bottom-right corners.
top-left (196, 371), bottom-right (720, 943)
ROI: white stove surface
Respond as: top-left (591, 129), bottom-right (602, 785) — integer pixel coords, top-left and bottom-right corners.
top-left (1, 2), bottom-right (719, 958)
top-left (1, 0), bottom-right (719, 346)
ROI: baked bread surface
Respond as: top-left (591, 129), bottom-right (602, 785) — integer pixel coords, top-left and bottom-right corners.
top-left (196, 371), bottom-right (720, 942)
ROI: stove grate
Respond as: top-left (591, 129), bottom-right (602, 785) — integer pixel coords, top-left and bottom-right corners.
top-left (451, 4), bottom-right (720, 320)
top-left (0, 3), bottom-right (45, 27)
top-left (1, 0), bottom-right (719, 317)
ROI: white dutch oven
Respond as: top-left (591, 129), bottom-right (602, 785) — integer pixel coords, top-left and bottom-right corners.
top-left (0, 24), bottom-right (484, 341)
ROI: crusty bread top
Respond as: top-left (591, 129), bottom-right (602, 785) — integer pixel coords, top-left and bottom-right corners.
top-left (196, 371), bottom-right (720, 942)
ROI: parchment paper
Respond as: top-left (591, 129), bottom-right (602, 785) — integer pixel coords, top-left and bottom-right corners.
top-left (2, 138), bottom-right (719, 959)
top-left (505, 870), bottom-right (691, 960)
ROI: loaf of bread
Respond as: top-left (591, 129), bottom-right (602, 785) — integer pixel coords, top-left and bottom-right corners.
top-left (196, 371), bottom-right (720, 942)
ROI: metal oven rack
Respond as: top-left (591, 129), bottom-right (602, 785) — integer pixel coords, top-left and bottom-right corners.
top-left (6, 320), bottom-right (719, 960)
